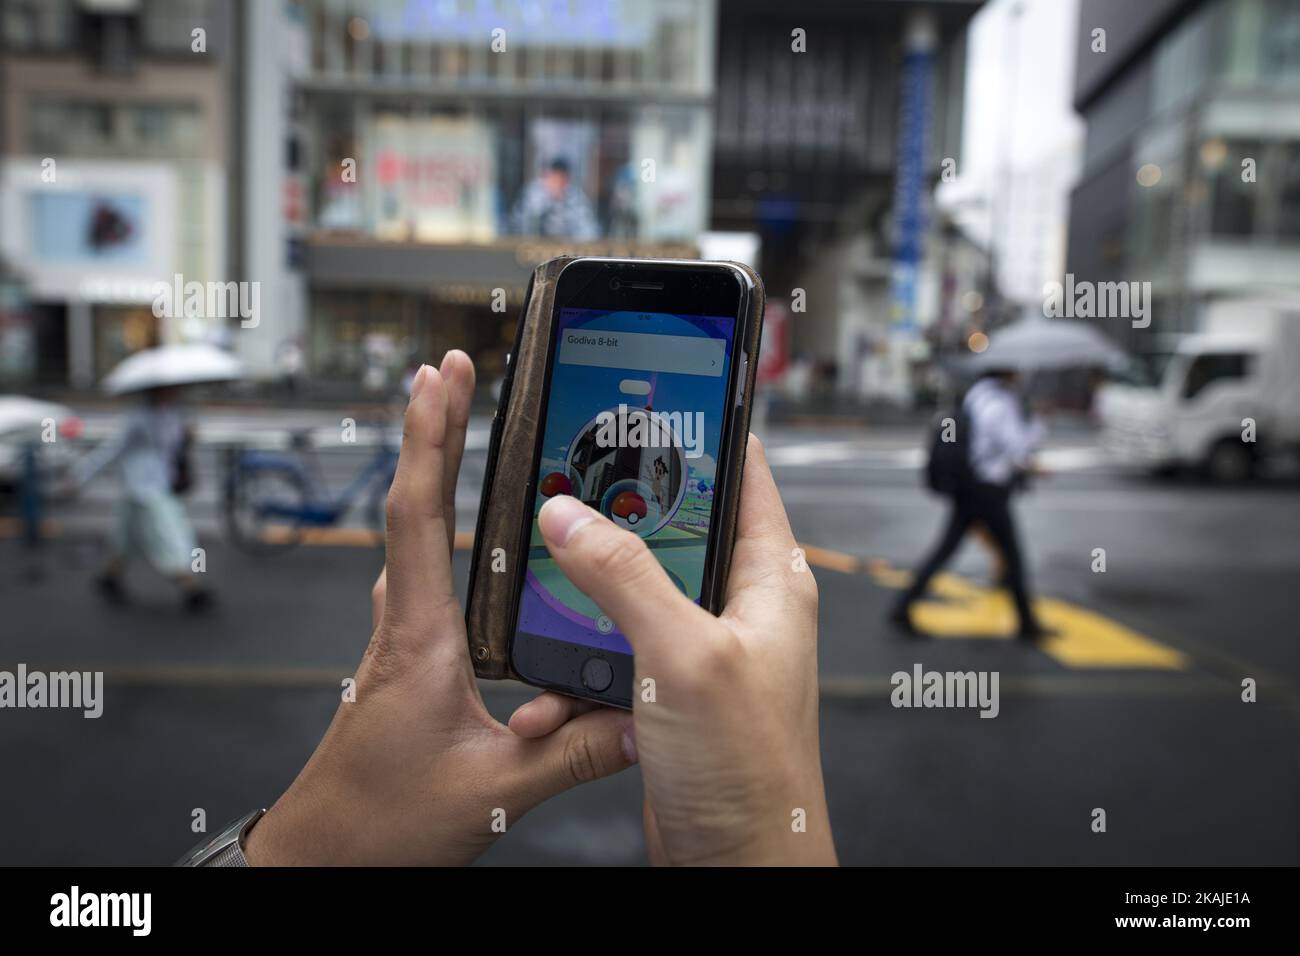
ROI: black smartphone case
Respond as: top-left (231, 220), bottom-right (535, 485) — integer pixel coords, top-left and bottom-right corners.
top-left (465, 256), bottom-right (765, 681)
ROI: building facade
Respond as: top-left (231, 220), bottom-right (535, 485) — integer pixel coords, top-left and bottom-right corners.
top-left (709, 0), bottom-right (980, 406)
top-left (1067, 0), bottom-right (1300, 353)
top-left (0, 0), bottom-right (234, 388)
top-left (238, 0), bottom-right (718, 397)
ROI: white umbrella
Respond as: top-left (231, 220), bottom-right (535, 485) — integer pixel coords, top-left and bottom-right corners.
top-left (0, 396), bottom-right (74, 434)
top-left (102, 343), bottom-right (243, 395)
top-left (969, 317), bottom-right (1126, 372)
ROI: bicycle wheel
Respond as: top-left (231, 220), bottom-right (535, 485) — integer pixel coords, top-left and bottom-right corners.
top-left (225, 465), bottom-right (309, 554)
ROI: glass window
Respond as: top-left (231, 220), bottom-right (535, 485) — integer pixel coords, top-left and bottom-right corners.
top-left (309, 102), bottom-right (710, 243)
top-left (1259, 0), bottom-right (1300, 84)
top-left (1276, 142), bottom-right (1300, 238)
top-left (1153, 2), bottom-right (1215, 116)
top-left (1207, 139), bottom-right (1262, 238)
top-left (1181, 352), bottom-right (1252, 399)
top-left (27, 99), bottom-right (203, 160)
top-left (1, 0), bottom-right (72, 49)
top-left (142, 0), bottom-right (217, 54)
top-left (303, 0), bottom-right (710, 93)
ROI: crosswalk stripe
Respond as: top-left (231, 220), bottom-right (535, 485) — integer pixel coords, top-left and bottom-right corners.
top-left (792, 546), bottom-right (1189, 670)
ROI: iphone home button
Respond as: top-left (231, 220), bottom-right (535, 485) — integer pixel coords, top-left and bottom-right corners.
top-left (580, 656), bottom-right (614, 693)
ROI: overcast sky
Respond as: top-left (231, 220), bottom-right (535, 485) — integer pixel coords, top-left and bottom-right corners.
top-left (960, 0), bottom-right (1085, 176)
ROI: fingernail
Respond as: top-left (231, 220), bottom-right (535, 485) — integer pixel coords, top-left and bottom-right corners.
top-left (539, 494), bottom-right (595, 546)
top-left (409, 364), bottom-right (429, 401)
top-left (439, 350), bottom-right (456, 375)
top-left (621, 723), bottom-right (638, 765)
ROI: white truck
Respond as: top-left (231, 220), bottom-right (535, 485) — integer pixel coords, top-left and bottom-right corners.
top-left (1098, 296), bottom-right (1300, 481)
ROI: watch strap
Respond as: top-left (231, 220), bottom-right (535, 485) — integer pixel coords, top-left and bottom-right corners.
top-left (175, 808), bottom-right (265, 867)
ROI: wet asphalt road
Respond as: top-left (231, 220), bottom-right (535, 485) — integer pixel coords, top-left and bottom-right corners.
top-left (2, 419), bottom-right (1298, 865)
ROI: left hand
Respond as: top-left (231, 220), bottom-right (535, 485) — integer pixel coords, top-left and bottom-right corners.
top-left (243, 351), bottom-right (634, 866)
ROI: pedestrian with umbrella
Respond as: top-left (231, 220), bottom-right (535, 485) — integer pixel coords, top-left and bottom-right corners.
top-left (62, 343), bottom-right (241, 612)
top-left (892, 316), bottom-right (1123, 640)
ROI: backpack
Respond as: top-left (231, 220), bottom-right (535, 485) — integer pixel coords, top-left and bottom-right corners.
top-left (924, 405), bottom-right (973, 496)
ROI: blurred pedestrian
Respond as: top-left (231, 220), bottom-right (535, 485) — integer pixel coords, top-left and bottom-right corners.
top-left (62, 386), bottom-right (213, 612)
top-left (892, 367), bottom-right (1050, 640)
top-left (275, 338), bottom-right (304, 398)
top-left (511, 157), bottom-right (599, 240)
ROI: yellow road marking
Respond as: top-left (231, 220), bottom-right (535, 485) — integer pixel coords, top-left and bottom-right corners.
top-left (864, 559), bottom-right (1187, 670)
top-left (259, 526), bottom-right (381, 547)
top-left (257, 527), bottom-right (477, 549)
top-left (1, 520), bottom-right (1187, 670)
top-left (800, 543), bottom-right (863, 574)
top-left (253, 526), bottom-right (476, 548)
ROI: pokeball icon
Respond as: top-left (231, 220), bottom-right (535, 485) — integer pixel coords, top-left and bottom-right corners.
top-left (610, 490), bottom-right (648, 526)
top-left (539, 471), bottom-right (573, 497)
top-left (599, 478), bottom-right (662, 535)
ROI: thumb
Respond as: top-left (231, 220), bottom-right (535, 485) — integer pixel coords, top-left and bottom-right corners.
top-left (515, 708), bottom-right (636, 806)
top-left (537, 494), bottom-right (713, 654)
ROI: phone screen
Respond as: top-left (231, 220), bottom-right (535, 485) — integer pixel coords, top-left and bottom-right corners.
top-left (514, 305), bottom-right (737, 655)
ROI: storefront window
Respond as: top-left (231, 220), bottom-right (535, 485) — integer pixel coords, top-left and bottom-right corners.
top-left (302, 0), bottom-right (714, 245)
top-left (309, 290), bottom-right (512, 394)
top-left (309, 103), bottom-right (708, 243)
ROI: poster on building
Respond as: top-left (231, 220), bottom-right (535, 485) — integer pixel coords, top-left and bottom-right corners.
top-left (30, 192), bottom-right (148, 266)
top-left (510, 118), bottom-right (601, 241)
top-left (369, 115), bottom-right (497, 244)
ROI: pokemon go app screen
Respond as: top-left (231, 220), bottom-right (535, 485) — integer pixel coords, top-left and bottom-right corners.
top-left (517, 306), bottom-right (735, 654)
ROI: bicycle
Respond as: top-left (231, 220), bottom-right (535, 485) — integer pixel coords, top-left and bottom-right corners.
top-left (223, 421), bottom-right (398, 554)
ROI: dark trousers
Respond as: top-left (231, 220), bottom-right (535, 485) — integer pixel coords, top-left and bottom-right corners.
top-left (899, 481), bottom-right (1041, 634)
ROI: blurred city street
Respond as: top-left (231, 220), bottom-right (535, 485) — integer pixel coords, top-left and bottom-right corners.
top-left (3, 0), bottom-right (1300, 877)
top-left (3, 413), bottom-right (1298, 865)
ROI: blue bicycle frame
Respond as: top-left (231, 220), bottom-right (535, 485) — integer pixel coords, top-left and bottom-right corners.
top-left (230, 444), bottom-right (398, 527)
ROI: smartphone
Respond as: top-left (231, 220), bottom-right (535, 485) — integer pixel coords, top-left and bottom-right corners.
top-left (505, 257), bottom-right (759, 708)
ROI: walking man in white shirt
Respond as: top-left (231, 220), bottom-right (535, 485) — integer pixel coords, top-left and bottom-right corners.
top-left (892, 368), bottom-right (1051, 640)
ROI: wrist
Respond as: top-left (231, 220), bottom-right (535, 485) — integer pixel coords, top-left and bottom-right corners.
top-left (754, 772), bottom-right (837, 866)
top-left (240, 802), bottom-right (287, 866)
top-left (242, 784), bottom-right (350, 866)
top-left (683, 778), bottom-right (837, 867)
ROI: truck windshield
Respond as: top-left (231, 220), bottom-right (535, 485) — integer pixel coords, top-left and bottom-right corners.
top-left (1181, 352), bottom-right (1252, 400)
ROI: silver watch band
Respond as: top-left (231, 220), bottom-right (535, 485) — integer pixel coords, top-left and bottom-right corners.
top-left (205, 841), bottom-right (250, 867)
top-left (175, 809), bottom-right (265, 867)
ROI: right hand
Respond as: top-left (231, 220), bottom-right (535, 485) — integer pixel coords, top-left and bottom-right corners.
top-left (511, 435), bottom-right (836, 866)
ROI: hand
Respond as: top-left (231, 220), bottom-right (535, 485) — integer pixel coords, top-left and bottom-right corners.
top-left (513, 435), bottom-right (837, 866)
top-left (244, 352), bottom-right (634, 866)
